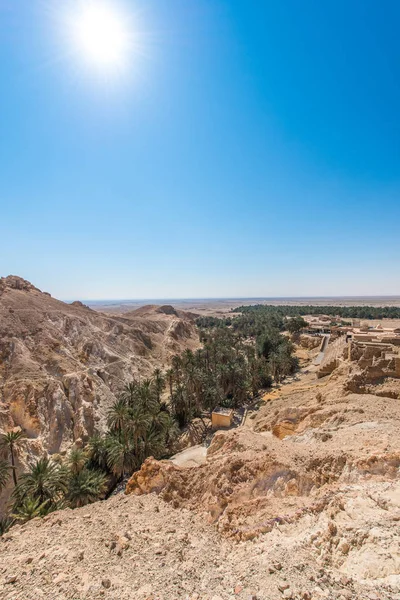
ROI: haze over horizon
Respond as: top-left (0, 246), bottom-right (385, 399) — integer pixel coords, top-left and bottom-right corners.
top-left (1, 0), bottom-right (400, 299)
top-left (79, 294), bottom-right (400, 304)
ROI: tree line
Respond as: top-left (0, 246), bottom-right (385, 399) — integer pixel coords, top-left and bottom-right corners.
top-left (196, 311), bottom-right (309, 339)
top-left (233, 304), bottom-right (400, 320)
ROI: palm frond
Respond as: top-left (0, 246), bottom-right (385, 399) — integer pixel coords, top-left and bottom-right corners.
top-left (67, 469), bottom-right (107, 508)
top-left (0, 460), bottom-right (10, 491)
top-left (12, 496), bottom-right (50, 522)
top-left (13, 457), bottom-right (68, 507)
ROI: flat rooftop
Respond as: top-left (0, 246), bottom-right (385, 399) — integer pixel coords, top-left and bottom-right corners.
top-left (212, 406), bottom-right (233, 416)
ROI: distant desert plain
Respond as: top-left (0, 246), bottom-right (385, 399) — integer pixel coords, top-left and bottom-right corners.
top-left (87, 296), bottom-right (400, 318)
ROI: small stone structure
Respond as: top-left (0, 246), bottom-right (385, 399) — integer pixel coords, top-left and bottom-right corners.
top-left (348, 341), bottom-right (400, 378)
top-left (211, 407), bottom-right (234, 429)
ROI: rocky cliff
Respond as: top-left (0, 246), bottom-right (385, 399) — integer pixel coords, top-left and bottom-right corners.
top-left (0, 275), bottom-right (200, 460)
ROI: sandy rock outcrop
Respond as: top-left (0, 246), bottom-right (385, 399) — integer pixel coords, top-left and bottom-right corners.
top-left (1, 482), bottom-right (399, 600)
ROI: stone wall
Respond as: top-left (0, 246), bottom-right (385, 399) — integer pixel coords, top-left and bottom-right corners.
top-left (317, 337), bottom-right (348, 378)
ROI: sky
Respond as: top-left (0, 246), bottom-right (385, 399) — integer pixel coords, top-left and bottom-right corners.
top-left (1, 0), bottom-right (400, 300)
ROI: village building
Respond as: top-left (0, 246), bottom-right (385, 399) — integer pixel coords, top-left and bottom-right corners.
top-left (211, 406), bottom-right (234, 429)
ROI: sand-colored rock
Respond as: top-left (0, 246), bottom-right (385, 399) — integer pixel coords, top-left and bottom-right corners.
top-left (272, 420), bottom-right (297, 439)
top-left (0, 474), bottom-right (398, 599)
top-left (0, 276), bottom-right (200, 511)
top-left (298, 334), bottom-right (323, 350)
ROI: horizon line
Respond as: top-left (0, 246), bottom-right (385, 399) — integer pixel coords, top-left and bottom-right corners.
top-left (61, 294), bottom-right (400, 304)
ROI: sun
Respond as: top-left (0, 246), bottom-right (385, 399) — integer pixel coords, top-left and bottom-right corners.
top-left (69, 2), bottom-right (131, 70)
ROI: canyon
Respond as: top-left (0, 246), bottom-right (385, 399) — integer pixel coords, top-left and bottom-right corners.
top-left (0, 275), bottom-right (199, 508)
top-left (0, 279), bottom-right (399, 599)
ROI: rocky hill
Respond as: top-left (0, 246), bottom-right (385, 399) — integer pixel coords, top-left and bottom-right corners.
top-left (0, 275), bottom-right (199, 462)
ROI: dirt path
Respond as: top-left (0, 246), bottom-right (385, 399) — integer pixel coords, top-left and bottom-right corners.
top-left (313, 333), bottom-right (330, 365)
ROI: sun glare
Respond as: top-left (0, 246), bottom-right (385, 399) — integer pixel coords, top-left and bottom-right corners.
top-left (69, 2), bottom-right (131, 71)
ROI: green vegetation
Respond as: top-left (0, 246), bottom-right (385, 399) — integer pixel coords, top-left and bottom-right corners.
top-left (196, 311), bottom-right (286, 338)
top-left (0, 460), bottom-right (10, 492)
top-left (0, 517), bottom-right (13, 536)
top-left (0, 375), bottom-right (180, 529)
top-left (166, 333), bottom-right (272, 426)
top-left (12, 497), bottom-right (52, 522)
top-left (13, 457), bottom-right (68, 508)
top-left (233, 304), bottom-right (400, 320)
top-left (286, 316), bottom-right (309, 334)
top-left (195, 316), bottom-right (233, 328)
top-left (101, 377), bottom-right (179, 478)
top-left (169, 321), bottom-right (299, 427)
top-left (0, 430), bottom-right (26, 486)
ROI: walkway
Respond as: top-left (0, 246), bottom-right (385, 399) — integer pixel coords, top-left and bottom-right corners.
top-left (313, 334), bottom-right (330, 365)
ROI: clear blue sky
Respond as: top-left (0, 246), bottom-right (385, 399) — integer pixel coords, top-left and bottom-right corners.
top-left (1, 0), bottom-right (400, 300)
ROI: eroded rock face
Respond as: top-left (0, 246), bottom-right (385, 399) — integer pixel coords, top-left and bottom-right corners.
top-left (0, 275), bottom-right (39, 293)
top-left (126, 361), bottom-right (400, 546)
top-left (0, 275), bottom-right (200, 509)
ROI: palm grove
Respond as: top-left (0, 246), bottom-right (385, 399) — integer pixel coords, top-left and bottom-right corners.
top-left (0, 311), bottom-right (300, 532)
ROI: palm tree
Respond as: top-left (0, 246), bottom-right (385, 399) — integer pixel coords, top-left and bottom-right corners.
top-left (151, 408), bottom-right (171, 434)
top-left (152, 368), bottom-right (165, 404)
top-left (128, 406), bottom-right (151, 456)
top-left (170, 383), bottom-right (188, 427)
top-left (182, 349), bottom-right (195, 369)
top-left (105, 433), bottom-right (136, 479)
top-left (142, 427), bottom-right (165, 459)
top-left (87, 435), bottom-right (109, 472)
top-left (67, 469), bottom-right (107, 508)
top-left (166, 368), bottom-right (174, 399)
top-left (0, 430), bottom-right (25, 486)
top-left (171, 355), bottom-right (182, 385)
top-left (136, 380), bottom-right (158, 414)
top-left (14, 457), bottom-right (68, 507)
top-left (12, 496), bottom-right (50, 522)
top-left (121, 381), bottom-right (138, 407)
top-left (160, 413), bottom-right (180, 447)
top-left (150, 410), bottom-right (178, 446)
top-left (68, 448), bottom-right (87, 475)
top-left (0, 460), bottom-right (10, 492)
top-left (107, 398), bottom-right (129, 432)
top-left (0, 517), bottom-right (14, 536)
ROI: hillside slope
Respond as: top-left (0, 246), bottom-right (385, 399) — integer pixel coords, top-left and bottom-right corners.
top-left (0, 275), bottom-right (199, 460)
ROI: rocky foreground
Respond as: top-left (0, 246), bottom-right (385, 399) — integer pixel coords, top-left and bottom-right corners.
top-left (1, 356), bottom-right (399, 599)
top-left (0, 478), bottom-right (398, 599)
